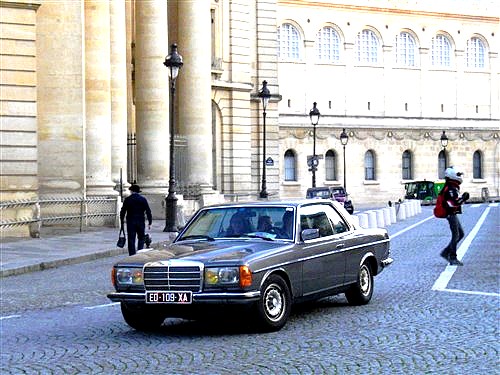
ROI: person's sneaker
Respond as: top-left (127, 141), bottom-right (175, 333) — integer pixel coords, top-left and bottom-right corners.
top-left (449, 258), bottom-right (463, 266)
top-left (440, 250), bottom-right (450, 261)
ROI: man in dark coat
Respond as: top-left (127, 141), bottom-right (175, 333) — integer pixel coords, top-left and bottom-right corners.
top-left (120, 184), bottom-right (152, 256)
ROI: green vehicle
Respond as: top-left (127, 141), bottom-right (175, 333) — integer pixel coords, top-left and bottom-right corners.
top-left (404, 180), bottom-right (445, 205)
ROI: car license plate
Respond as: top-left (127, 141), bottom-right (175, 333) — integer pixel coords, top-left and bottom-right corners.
top-left (145, 291), bottom-right (192, 304)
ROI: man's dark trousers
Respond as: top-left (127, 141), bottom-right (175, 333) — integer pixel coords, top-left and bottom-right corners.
top-left (126, 220), bottom-right (145, 256)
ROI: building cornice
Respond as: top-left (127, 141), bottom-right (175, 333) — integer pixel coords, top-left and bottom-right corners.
top-left (280, 127), bottom-right (499, 143)
top-left (278, 0), bottom-right (499, 24)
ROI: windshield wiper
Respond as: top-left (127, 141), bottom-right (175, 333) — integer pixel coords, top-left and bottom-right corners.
top-left (240, 234), bottom-right (275, 241)
top-left (180, 235), bottom-right (215, 241)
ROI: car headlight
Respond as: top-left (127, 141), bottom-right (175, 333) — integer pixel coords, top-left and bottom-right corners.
top-left (114, 267), bottom-right (144, 286)
top-left (204, 266), bottom-right (252, 288)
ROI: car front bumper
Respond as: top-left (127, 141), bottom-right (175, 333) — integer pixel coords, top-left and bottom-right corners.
top-left (381, 257), bottom-right (394, 268)
top-left (107, 290), bottom-right (261, 305)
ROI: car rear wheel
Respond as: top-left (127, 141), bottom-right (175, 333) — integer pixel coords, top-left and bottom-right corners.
top-left (345, 260), bottom-right (373, 305)
top-left (121, 302), bottom-right (166, 331)
top-left (255, 274), bottom-right (291, 332)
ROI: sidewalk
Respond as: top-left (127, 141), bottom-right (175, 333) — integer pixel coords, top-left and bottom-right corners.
top-left (0, 221), bottom-right (176, 278)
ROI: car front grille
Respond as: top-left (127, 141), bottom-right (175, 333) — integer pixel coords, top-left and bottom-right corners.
top-left (143, 260), bottom-right (203, 293)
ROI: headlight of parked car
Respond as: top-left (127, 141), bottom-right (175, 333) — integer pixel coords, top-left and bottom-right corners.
top-left (204, 266), bottom-right (252, 288)
top-left (113, 267), bottom-right (144, 286)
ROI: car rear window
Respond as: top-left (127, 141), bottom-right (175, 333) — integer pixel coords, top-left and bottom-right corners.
top-left (307, 189), bottom-right (330, 199)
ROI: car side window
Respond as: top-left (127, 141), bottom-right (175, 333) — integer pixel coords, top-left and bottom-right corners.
top-left (323, 205), bottom-right (349, 234)
top-left (311, 212), bottom-right (334, 237)
top-left (300, 207), bottom-right (334, 238)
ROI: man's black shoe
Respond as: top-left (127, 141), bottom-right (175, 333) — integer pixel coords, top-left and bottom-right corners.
top-left (449, 258), bottom-right (463, 266)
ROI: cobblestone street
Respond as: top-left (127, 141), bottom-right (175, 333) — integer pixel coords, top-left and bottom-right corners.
top-left (1, 204), bottom-right (498, 374)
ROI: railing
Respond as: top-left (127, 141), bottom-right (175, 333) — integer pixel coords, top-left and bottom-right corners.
top-left (0, 196), bottom-right (119, 236)
top-left (127, 133), bottom-right (187, 187)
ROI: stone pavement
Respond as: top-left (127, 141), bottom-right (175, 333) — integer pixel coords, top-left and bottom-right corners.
top-left (0, 221), bottom-right (176, 278)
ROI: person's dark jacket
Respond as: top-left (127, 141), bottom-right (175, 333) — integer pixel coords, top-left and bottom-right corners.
top-left (443, 180), bottom-right (463, 215)
top-left (120, 192), bottom-right (152, 226)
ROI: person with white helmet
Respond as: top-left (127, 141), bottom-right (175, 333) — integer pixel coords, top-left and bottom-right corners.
top-left (439, 166), bottom-right (470, 266)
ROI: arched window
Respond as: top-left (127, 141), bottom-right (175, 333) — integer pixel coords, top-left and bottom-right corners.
top-left (467, 37), bottom-right (485, 69)
top-left (364, 150), bottom-right (376, 180)
top-left (431, 34), bottom-right (452, 67)
top-left (316, 26), bottom-right (341, 62)
top-left (356, 29), bottom-right (380, 64)
top-left (325, 150), bottom-right (337, 181)
top-left (402, 150), bottom-right (413, 180)
top-left (395, 32), bottom-right (417, 67)
top-left (438, 150), bottom-right (447, 179)
top-left (473, 150), bottom-right (483, 178)
top-left (278, 23), bottom-right (301, 61)
top-left (284, 149), bottom-right (297, 181)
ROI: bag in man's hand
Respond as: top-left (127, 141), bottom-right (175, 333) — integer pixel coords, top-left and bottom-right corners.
top-left (144, 233), bottom-right (152, 248)
top-left (116, 228), bottom-right (126, 248)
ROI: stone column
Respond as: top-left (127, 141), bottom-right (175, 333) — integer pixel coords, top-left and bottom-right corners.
top-left (37, 1), bottom-right (83, 197)
top-left (177, 0), bottom-right (213, 191)
top-left (134, 0), bottom-right (169, 193)
top-left (84, 0), bottom-right (115, 196)
top-left (110, 0), bottom-right (128, 189)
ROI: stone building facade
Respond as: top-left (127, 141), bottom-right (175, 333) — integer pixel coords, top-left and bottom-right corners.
top-left (276, 0), bottom-right (499, 206)
top-left (0, 0), bottom-right (498, 237)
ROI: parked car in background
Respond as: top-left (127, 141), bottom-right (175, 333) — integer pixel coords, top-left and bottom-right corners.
top-left (306, 186), bottom-right (354, 214)
top-left (108, 199), bottom-right (392, 332)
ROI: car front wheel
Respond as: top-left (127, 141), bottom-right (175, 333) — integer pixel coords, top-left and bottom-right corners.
top-left (255, 274), bottom-right (291, 332)
top-left (121, 302), bottom-right (166, 331)
top-left (345, 260), bottom-right (373, 305)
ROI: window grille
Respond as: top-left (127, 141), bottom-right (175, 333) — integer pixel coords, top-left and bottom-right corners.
top-left (431, 35), bottom-right (451, 67)
top-left (402, 150), bottom-right (412, 180)
top-left (438, 151), bottom-right (447, 179)
top-left (284, 149), bottom-right (296, 181)
top-left (356, 30), bottom-right (379, 64)
top-left (364, 150), bottom-right (376, 180)
top-left (395, 32), bottom-right (417, 67)
top-left (278, 23), bottom-right (300, 60)
top-left (325, 150), bottom-right (337, 180)
top-left (316, 27), bottom-right (340, 62)
top-left (473, 151), bottom-right (483, 178)
top-left (467, 38), bottom-right (485, 69)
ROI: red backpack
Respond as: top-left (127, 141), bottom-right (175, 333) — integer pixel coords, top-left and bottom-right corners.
top-left (434, 186), bottom-right (448, 218)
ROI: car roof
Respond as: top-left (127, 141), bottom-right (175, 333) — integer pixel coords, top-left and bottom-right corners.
top-left (306, 187), bottom-right (330, 191)
top-left (200, 199), bottom-right (333, 210)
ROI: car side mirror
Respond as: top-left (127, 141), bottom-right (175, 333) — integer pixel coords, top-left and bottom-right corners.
top-left (301, 228), bottom-right (320, 241)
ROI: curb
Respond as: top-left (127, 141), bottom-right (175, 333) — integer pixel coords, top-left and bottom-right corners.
top-left (1, 247), bottom-right (128, 278)
top-left (0, 239), bottom-right (174, 278)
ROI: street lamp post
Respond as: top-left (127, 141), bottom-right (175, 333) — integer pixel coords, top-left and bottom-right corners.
top-left (340, 128), bottom-right (349, 189)
top-left (258, 80), bottom-right (271, 199)
top-left (163, 43), bottom-right (183, 232)
top-left (309, 102), bottom-right (320, 188)
top-left (440, 130), bottom-right (449, 169)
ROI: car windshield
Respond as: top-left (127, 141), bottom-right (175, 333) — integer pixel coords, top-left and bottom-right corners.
top-left (177, 206), bottom-right (296, 241)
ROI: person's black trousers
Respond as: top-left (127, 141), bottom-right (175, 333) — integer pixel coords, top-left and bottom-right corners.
top-left (443, 214), bottom-right (465, 259)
